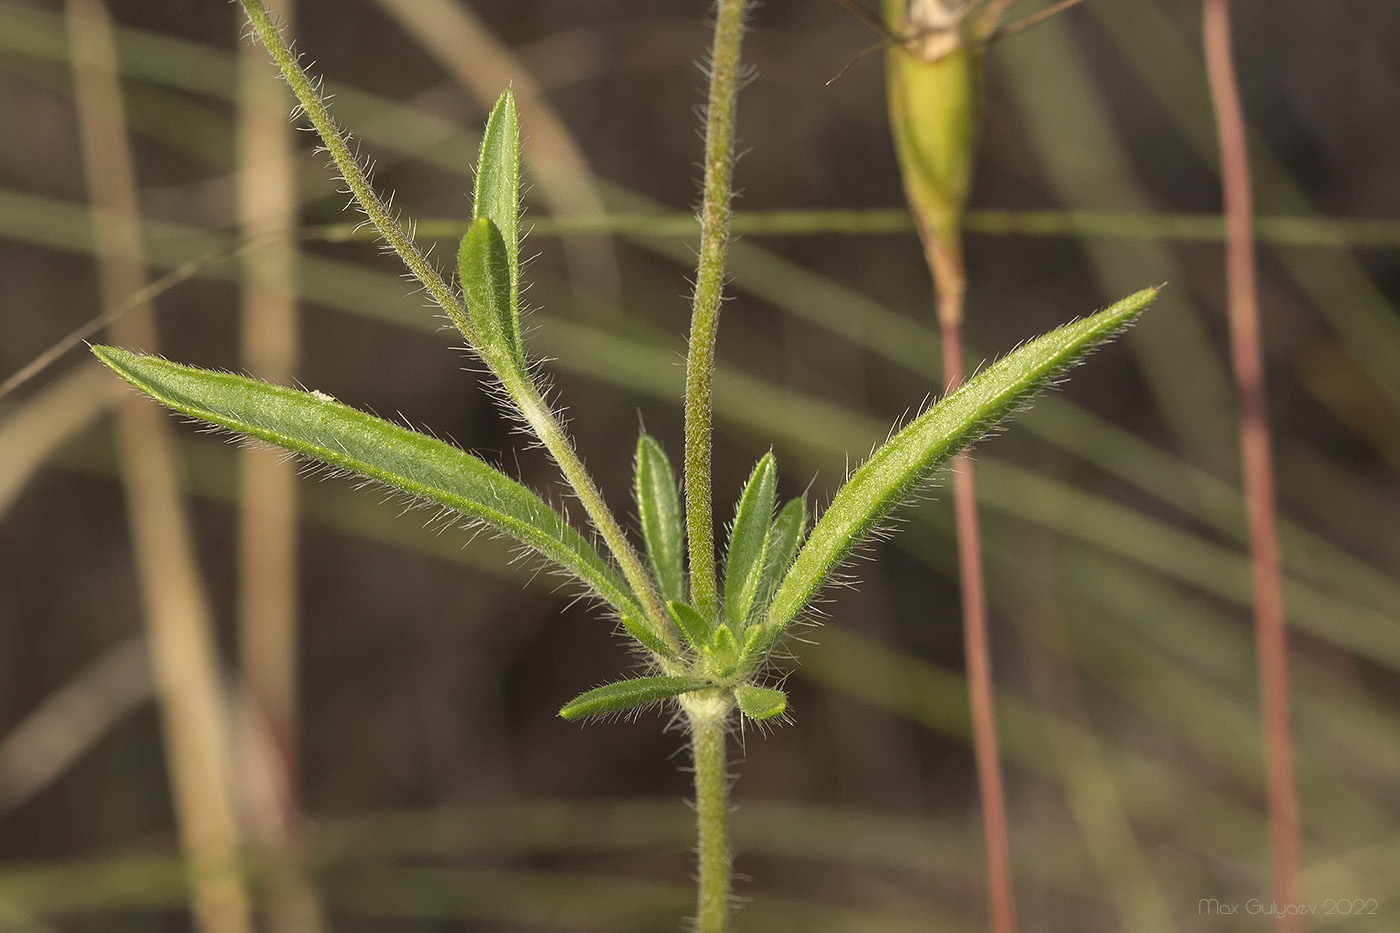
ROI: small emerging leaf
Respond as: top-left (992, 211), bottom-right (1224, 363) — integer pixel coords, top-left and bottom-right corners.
top-left (90, 347), bottom-right (642, 620)
top-left (457, 216), bottom-right (523, 372)
top-left (669, 600), bottom-right (712, 653)
top-left (764, 288), bottom-right (1157, 640)
top-left (620, 614), bottom-right (682, 667)
top-left (634, 435), bottom-right (685, 605)
top-left (753, 497), bottom-right (806, 617)
top-left (559, 676), bottom-right (711, 720)
top-left (734, 684), bottom-right (787, 722)
top-left (473, 90), bottom-right (521, 347)
top-left (706, 624), bottom-right (740, 680)
top-left (723, 452), bottom-right (776, 631)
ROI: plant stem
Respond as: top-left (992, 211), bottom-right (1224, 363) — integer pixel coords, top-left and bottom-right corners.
top-left (236, 1), bottom-right (468, 343)
top-left (1202, 1), bottom-right (1302, 926)
top-left (684, 0), bottom-right (749, 619)
top-left (235, 0), bottom-right (669, 636)
top-left (509, 376), bottom-right (673, 639)
top-left (929, 235), bottom-right (1017, 933)
top-left (685, 698), bottom-right (733, 933)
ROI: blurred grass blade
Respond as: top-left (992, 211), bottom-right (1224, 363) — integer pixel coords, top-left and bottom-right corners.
top-left (634, 435), bottom-right (686, 606)
top-left (90, 347), bottom-right (641, 618)
top-left (723, 452), bottom-right (776, 631)
top-left (558, 676), bottom-right (712, 720)
top-left (1203, 0), bottom-right (1302, 913)
top-left (764, 288), bottom-right (1157, 639)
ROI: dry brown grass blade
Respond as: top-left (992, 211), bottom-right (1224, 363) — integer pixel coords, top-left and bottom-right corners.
top-left (0, 246), bottom-right (244, 400)
top-left (0, 362), bottom-right (123, 516)
top-left (1017, 562), bottom-right (1174, 933)
top-left (235, 2), bottom-right (325, 930)
top-left (65, 1), bottom-right (253, 931)
top-left (238, 0), bottom-right (300, 761)
top-left (0, 636), bottom-right (151, 815)
top-left (371, 0), bottom-right (622, 308)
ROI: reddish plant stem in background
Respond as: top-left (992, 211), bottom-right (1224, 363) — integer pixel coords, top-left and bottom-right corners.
top-left (929, 235), bottom-right (1018, 933)
top-left (1203, 0), bottom-right (1303, 926)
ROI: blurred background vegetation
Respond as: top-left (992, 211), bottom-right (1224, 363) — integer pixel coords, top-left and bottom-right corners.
top-left (1, 0), bottom-right (1398, 930)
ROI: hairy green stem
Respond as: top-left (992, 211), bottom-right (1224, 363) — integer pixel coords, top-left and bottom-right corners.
top-left (235, 0), bottom-right (669, 637)
top-left (683, 0), bottom-right (748, 619)
top-left (505, 375), bottom-right (673, 645)
top-left (236, 0), bottom-right (471, 343)
top-left (685, 698), bottom-right (733, 932)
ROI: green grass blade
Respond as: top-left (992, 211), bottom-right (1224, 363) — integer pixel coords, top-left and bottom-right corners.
top-left (723, 452), bottom-right (776, 631)
top-left (763, 288), bottom-right (1157, 640)
top-left (634, 435), bottom-right (686, 605)
top-left (558, 676), bottom-right (712, 720)
top-left (90, 346), bottom-right (641, 618)
top-left (472, 90), bottom-right (521, 350)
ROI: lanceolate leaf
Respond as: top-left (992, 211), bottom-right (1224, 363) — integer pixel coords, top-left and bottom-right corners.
top-left (762, 288), bottom-right (1157, 640)
top-left (558, 676), bottom-right (712, 720)
top-left (634, 435), bottom-right (686, 606)
top-left (91, 347), bottom-right (641, 619)
top-left (458, 216), bottom-right (523, 373)
top-left (472, 90), bottom-right (521, 348)
top-left (723, 452), bottom-right (776, 630)
top-left (753, 497), bottom-right (806, 618)
top-left (669, 600), bottom-right (712, 653)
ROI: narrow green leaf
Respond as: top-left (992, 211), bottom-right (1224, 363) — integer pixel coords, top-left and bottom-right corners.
top-left (91, 346), bottom-right (641, 619)
top-left (634, 435), bottom-right (685, 605)
top-left (723, 452), bottom-right (776, 631)
top-left (668, 600), bottom-right (712, 653)
top-left (558, 676), bottom-right (712, 720)
top-left (472, 90), bottom-right (521, 351)
top-left (754, 497), bottom-right (806, 617)
top-left (620, 614), bottom-right (683, 666)
top-left (457, 216), bottom-right (522, 372)
top-left (734, 684), bottom-right (787, 722)
top-left (764, 288), bottom-right (1157, 639)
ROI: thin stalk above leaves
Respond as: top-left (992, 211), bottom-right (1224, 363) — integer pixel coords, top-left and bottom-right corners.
top-left (678, 4), bottom-right (750, 928)
top-left (683, 0), bottom-right (748, 622)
